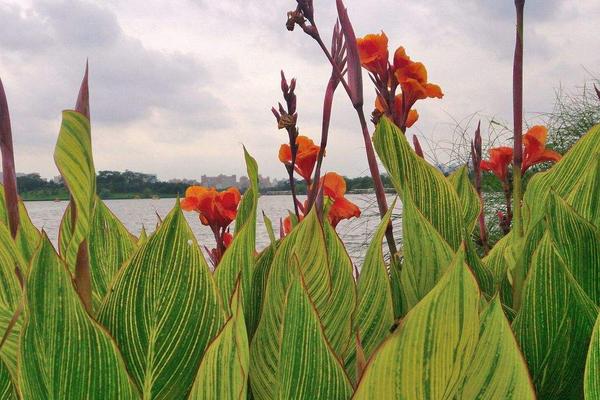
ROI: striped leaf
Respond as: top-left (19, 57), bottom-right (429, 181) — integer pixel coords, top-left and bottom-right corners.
top-left (524, 123), bottom-right (600, 229)
top-left (464, 234), bottom-right (495, 297)
top-left (98, 202), bottom-right (224, 399)
top-left (448, 165), bottom-right (481, 233)
top-left (15, 200), bottom-right (41, 266)
top-left (353, 246), bottom-right (480, 399)
top-left (320, 221), bottom-right (356, 360)
top-left (547, 192), bottom-right (600, 304)
top-left (400, 189), bottom-right (454, 311)
top-left (373, 116), bottom-right (464, 250)
top-left (513, 233), bottom-right (598, 399)
top-left (457, 297), bottom-right (535, 399)
top-left (248, 244), bottom-right (276, 339)
top-left (567, 154), bottom-right (600, 227)
top-left (188, 284), bottom-right (249, 399)
top-left (355, 203), bottom-right (395, 360)
top-left (0, 303), bottom-right (21, 378)
top-left (18, 234), bottom-right (137, 399)
top-left (88, 197), bottom-right (137, 311)
top-left (53, 110), bottom-right (96, 268)
top-left (250, 209), bottom-right (332, 400)
top-left (585, 313), bottom-right (600, 400)
top-left (215, 148), bottom-right (258, 316)
top-left (277, 275), bottom-right (352, 400)
top-left (0, 222), bottom-right (22, 311)
top-left (0, 358), bottom-right (16, 400)
top-left (0, 184), bottom-right (41, 267)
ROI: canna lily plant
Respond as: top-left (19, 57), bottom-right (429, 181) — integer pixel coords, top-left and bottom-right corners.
top-left (0, 0), bottom-right (598, 399)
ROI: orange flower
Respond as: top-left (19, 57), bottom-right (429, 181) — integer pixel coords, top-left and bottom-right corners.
top-left (223, 231), bottom-right (233, 248)
top-left (480, 147), bottom-right (513, 182)
top-left (356, 32), bottom-right (389, 76)
top-left (279, 135), bottom-right (321, 182)
top-left (522, 125), bottom-right (561, 173)
top-left (375, 94), bottom-right (419, 128)
top-left (322, 172), bottom-right (361, 227)
top-left (394, 51), bottom-right (443, 106)
top-left (181, 185), bottom-right (241, 230)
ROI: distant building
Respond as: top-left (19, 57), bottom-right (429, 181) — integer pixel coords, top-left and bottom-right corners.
top-left (201, 174), bottom-right (237, 189)
top-left (238, 176), bottom-right (250, 190)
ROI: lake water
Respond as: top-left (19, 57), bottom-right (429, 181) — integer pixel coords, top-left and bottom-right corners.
top-left (25, 194), bottom-right (402, 264)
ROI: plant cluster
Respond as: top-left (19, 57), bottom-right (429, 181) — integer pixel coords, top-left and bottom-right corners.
top-left (0, 0), bottom-right (599, 399)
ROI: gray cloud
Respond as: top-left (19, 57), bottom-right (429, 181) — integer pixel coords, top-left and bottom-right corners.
top-left (0, 0), bottom-right (598, 180)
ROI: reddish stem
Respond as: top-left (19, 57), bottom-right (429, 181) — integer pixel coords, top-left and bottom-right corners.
top-left (0, 78), bottom-right (20, 239)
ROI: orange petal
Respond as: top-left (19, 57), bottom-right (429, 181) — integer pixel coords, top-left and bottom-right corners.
top-left (524, 125), bottom-right (548, 146)
top-left (279, 143), bottom-right (292, 163)
top-left (406, 109), bottom-right (419, 128)
top-left (425, 83), bottom-right (443, 99)
top-left (185, 185), bottom-right (207, 198)
top-left (393, 46), bottom-right (411, 70)
top-left (181, 196), bottom-right (199, 211)
top-left (223, 232), bottom-right (233, 248)
top-left (356, 32), bottom-right (389, 75)
top-left (322, 172), bottom-right (347, 200)
top-left (329, 197), bottom-right (361, 227)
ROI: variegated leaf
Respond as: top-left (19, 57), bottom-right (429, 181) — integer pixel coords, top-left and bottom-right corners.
top-left (98, 202), bottom-right (224, 399)
top-left (448, 165), bottom-right (481, 233)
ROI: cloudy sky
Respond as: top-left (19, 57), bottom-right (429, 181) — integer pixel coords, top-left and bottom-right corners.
top-left (1, 0), bottom-right (598, 180)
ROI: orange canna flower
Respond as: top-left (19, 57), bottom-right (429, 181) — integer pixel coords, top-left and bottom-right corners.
top-left (375, 94), bottom-right (419, 128)
top-left (394, 60), bottom-right (443, 106)
top-left (322, 172), bottom-right (361, 227)
top-left (223, 231), bottom-right (233, 248)
top-left (356, 32), bottom-right (389, 76)
top-left (181, 185), bottom-right (241, 230)
top-left (480, 147), bottom-right (513, 182)
top-left (522, 125), bottom-right (561, 173)
top-left (279, 135), bottom-right (321, 182)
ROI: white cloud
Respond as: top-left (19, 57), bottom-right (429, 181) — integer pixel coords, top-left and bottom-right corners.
top-left (1, 0), bottom-right (598, 180)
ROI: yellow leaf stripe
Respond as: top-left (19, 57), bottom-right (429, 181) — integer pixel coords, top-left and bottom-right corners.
top-left (354, 247), bottom-right (480, 399)
top-left (98, 202), bottom-right (224, 399)
top-left (215, 148), bottom-right (258, 316)
top-left (189, 284), bottom-right (249, 399)
top-left (513, 233), bottom-right (598, 399)
top-left (53, 110), bottom-right (96, 268)
top-left (18, 234), bottom-right (137, 399)
top-left (458, 297), bottom-right (535, 399)
top-left (277, 274), bottom-right (352, 399)
top-left (448, 165), bottom-right (481, 233)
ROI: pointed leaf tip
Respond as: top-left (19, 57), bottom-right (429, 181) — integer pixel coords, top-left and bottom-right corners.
top-left (75, 62), bottom-right (90, 120)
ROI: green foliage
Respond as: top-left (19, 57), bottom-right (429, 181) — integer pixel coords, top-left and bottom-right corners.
top-left (1, 87), bottom-right (599, 399)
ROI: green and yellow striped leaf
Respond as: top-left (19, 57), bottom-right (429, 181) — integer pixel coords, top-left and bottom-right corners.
top-left (448, 165), bottom-right (481, 233)
top-left (524, 123), bottom-right (600, 230)
top-left (277, 275), bottom-right (352, 400)
top-left (189, 283), bottom-right (249, 399)
top-left (18, 234), bottom-right (137, 399)
top-left (513, 233), bottom-right (598, 399)
top-left (98, 202), bottom-right (224, 399)
top-left (215, 148), bottom-right (258, 316)
top-left (53, 110), bottom-right (96, 268)
top-left (0, 303), bottom-right (20, 377)
top-left (0, 222), bottom-right (22, 311)
top-left (88, 197), bottom-right (137, 311)
top-left (585, 313), bottom-right (600, 400)
top-left (321, 221), bottom-right (356, 360)
top-left (400, 189), bottom-right (454, 311)
top-left (355, 204), bottom-right (395, 360)
top-left (353, 247), bottom-right (480, 399)
top-left (248, 244), bottom-right (276, 339)
top-left (457, 297), bottom-right (535, 399)
top-left (373, 116), bottom-right (463, 250)
top-left (250, 209), bottom-right (332, 400)
top-left (547, 192), bottom-right (600, 304)
top-left (567, 154), bottom-right (600, 228)
top-left (0, 358), bottom-right (16, 400)
top-left (0, 184), bottom-right (41, 267)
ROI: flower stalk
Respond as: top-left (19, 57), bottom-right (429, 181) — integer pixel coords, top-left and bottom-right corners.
top-left (0, 77), bottom-right (20, 239)
top-left (512, 0), bottom-right (526, 310)
top-left (470, 122), bottom-right (489, 254)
